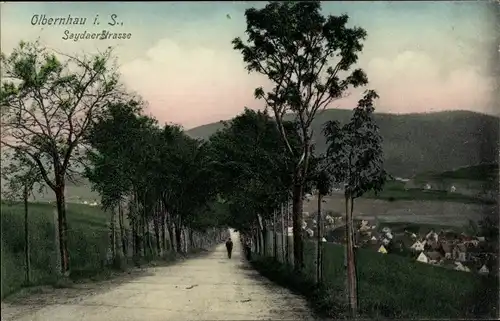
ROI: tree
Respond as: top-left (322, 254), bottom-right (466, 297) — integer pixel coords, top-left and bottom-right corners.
top-left (313, 166), bottom-right (332, 284)
top-left (164, 134), bottom-right (219, 253)
top-left (85, 100), bottom-right (149, 259)
top-left (233, 1), bottom-right (369, 270)
top-left (86, 99), bottom-right (223, 259)
top-left (322, 90), bottom-right (387, 318)
top-left (208, 108), bottom-right (298, 250)
top-left (1, 150), bottom-right (45, 285)
top-left (1, 41), bottom-right (125, 275)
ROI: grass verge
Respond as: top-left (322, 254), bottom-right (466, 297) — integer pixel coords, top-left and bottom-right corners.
top-left (252, 238), bottom-right (499, 319)
top-left (363, 180), bottom-right (496, 205)
top-left (1, 201), bottom-right (110, 298)
top-left (250, 256), bottom-right (349, 319)
top-left (1, 201), bottom-right (226, 299)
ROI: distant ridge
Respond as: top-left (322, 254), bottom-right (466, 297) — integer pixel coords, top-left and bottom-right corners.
top-left (187, 109), bottom-right (500, 177)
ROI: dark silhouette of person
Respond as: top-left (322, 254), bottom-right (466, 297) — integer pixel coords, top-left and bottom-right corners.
top-left (243, 237), bottom-right (252, 261)
top-left (225, 238), bottom-right (233, 259)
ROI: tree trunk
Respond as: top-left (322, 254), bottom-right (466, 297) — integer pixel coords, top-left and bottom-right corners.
top-left (316, 193), bottom-right (323, 284)
top-left (55, 184), bottom-right (70, 276)
top-left (142, 199), bottom-right (153, 257)
top-left (110, 208), bottom-right (117, 260)
top-left (256, 232), bottom-right (261, 255)
top-left (153, 204), bottom-right (161, 256)
top-left (160, 207), bottom-right (167, 253)
top-left (167, 213), bottom-right (175, 253)
top-left (147, 219), bottom-right (153, 256)
top-left (273, 210), bottom-right (277, 260)
top-left (118, 202), bottom-right (127, 257)
top-left (175, 222), bottom-right (182, 253)
top-left (183, 228), bottom-right (188, 253)
top-left (189, 229), bottom-right (195, 249)
top-left (132, 219), bottom-right (137, 256)
top-left (285, 199), bottom-right (290, 265)
top-left (280, 203), bottom-right (285, 263)
top-left (262, 224), bottom-right (268, 256)
top-left (23, 186), bottom-right (30, 285)
top-left (141, 214), bottom-right (147, 257)
top-left (345, 194), bottom-right (358, 318)
top-left (292, 183), bottom-right (304, 271)
top-left (254, 224), bottom-right (260, 255)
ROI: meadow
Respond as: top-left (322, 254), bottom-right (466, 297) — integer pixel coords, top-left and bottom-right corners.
top-left (0, 201), bottom-right (110, 299)
top-left (363, 179), bottom-right (496, 204)
top-left (303, 191), bottom-right (497, 228)
top-left (256, 232), bottom-right (498, 319)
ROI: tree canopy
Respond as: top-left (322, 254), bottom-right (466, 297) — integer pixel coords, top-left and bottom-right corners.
top-left (208, 108), bottom-right (300, 233)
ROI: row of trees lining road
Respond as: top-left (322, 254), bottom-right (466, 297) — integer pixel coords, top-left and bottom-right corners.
top-left (210, 94), bottom-right (387, 319)
top-left (232, 1), bottom-right (372, 273)
top-left (84, 100), bottom-right (225, 258)
top-left (230, 2), bottom-right (387, 318)
top-left (1, 1), bottom-right (387, 318)
top-left (207, 108), bottom-right (311, 249)
top-left (0, 41), bottom-right (228, 279)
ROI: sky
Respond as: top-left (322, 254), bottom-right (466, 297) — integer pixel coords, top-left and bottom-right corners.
top-left (1, 1), bottom-right (498, 129)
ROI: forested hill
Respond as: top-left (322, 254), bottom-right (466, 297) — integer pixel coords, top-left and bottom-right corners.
top-left (187, 109), bottom-right (499, 178)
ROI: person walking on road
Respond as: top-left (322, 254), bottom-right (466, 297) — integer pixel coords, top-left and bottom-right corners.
top-left (243, 236), bottom-right (252, 261)
top-left (225, 238), bottom-right (233, 259)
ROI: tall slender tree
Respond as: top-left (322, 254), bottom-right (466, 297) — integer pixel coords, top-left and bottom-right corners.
top-left (313, 168), bottom-right (332, 284)
top-left (233, 1), bottom-right (370, 270)
top-left (323, 90), bottom-right (387, 318)
top-left (1, 150), bottom-right (45, 285)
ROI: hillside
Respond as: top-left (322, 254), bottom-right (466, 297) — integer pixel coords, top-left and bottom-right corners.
top-left (416, 163), bottom-right (499, 182)
top-left (187, 110), bottom-right (500, 177)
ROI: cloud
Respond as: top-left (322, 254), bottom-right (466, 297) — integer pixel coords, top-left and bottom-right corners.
top-left (119, 38), bottom-right (266, 128)
top-left (359, 50), bottom-right (495, 114)
top-left (121, 38), bottom-right (496, 128)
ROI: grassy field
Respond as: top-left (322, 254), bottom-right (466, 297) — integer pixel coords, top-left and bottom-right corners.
top-left (260, 232), bottom-right (498, 319)
top-left (416, 163), bottom-right (499, 182)
top-left (1, 201), bottom-right (110, 299)
top-left (304, 192), bottom-right (497, 228)
top-left (362, 179), bottom-right (495, 204)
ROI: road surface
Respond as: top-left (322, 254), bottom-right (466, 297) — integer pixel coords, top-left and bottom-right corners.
top-left (3, 230), bottom-right (317, 321)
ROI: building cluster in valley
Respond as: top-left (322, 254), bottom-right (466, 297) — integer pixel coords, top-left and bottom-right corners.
top-left (298, 212), bottom-right (498, 276)
top-left (355, 220), bottom-right (497, 275)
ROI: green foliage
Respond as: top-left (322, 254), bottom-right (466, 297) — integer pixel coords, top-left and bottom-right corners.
top-left (85, 100), bottom-right (153, 210)
top-left (233, 1), bottom-right (368, 118)
top-left (85, 99), bottom-right (223, 234)
top-left (232, 4), bottom-right (374, 272)
top-left (1, 40), bottom-right (128, 275)
top-left (1, 40), bottom-right (124, 192)
top-left (1, 150), bottom-right (45, 201)
top-left (208, 108), bottom-right (298, 232)
top-left (323, 90), bottom-right (387, 198)
top-left (315, 168), bottom-right (333, 197)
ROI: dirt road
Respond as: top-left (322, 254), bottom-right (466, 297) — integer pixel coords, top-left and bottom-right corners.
top-left (2, 230), bottom-right (316, 321)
